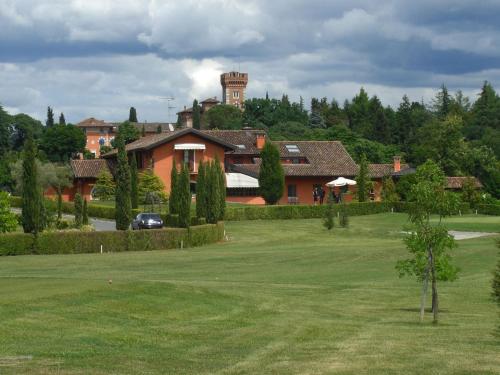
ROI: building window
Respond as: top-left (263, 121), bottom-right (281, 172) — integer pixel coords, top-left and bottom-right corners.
top-left (227, 188), bottom-right (259, 197)
top-left (99, 137), bottom-right (105, 146)
top-left (233, 91), bottom-right (240, 99)
top-left (183, 150), bottom-right (195, 172)
top-left (287, 184), bottom-right (297, 198)
top-left (285, 144), bottom-right (300, 153)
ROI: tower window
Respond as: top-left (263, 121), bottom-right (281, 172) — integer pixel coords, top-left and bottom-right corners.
top-left (233, 91), bottom-right (240, 99)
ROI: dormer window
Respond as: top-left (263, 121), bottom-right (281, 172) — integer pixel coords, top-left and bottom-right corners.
top-left (285, 144), bottom-right (300, 153)
top-left (236, 144), bottom-right (246, 149)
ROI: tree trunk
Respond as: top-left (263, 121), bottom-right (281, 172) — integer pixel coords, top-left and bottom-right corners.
top-left (430, 248), bottom-right (438, 324)
top-left (420, 269), bottom-right (429, 322)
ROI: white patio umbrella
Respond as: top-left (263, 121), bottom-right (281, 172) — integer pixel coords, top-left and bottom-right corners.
top-left (325, 177), bottom-right (357, 187)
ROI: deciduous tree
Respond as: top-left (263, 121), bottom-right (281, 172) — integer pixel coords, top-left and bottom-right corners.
top-left (130, 153), bottom-right (139, 209)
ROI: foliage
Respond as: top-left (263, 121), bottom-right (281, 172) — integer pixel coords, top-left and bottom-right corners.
top-left (381, 177), bottom-right (399, 205)
top-left (114, 134), bottom-right (132, 230)
top-left (130, 153), bottom-right (139, 209)
top-left (205, 161), bottom-right (221, 224)
top-left (461, 177), bottom-right (481, 209)
top-left (339, 202), bottom-right (349, 227)
top-left (177, 163), bottom-right (191, 228)
top-left (204, 104), bottom-right (243, 129)
top-left (0, 191), bottom-right (18, 233)
top-left (169, 160), bottom-right (179, 215)
top-left (21, 134), bottom-right (44, 234)
top-left (323, 192), bottom-right (335, 230)
top-left (82, 198), bottom-right (89, 226)
top-left (493, 242), bottom-right (500, 305)
top-left (138, 168), bottom-right (166, 204)
top-left (196, 161), bottom-right (207, 219)
top-left (355, 154), bottom-right (370, 202)
top-left (59, 113), bottom-right (66, 126)
top-left (129, 107), bottom-right (138, 122)
top-left (396, 160), bottom-right (460, 323)
top-left (93, 169), bottom-right (116, 200)
top-left (100, 145), bottom-right (113, 155)
top-left (111, 121), bottom-right (139, 146)
top-left (40, 124), bottom-right (86, 162)
top-left (192, 99), bottom-right (201, 130)
top-left (258, 142), bottom-right (285, 205)
top-left (215, 156), bottom-right (226, 221)
top-left (46, 106), bottom-right (54, 127)
top-left (74, 193), bottom-right (83, 228)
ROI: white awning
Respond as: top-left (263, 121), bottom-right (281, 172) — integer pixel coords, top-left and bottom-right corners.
top-left (326, 177), bottom-right (357, 187)
top-left (174, 143), bottom-right (206, 150)
top-left (225, 173), bottom-right (259, 188)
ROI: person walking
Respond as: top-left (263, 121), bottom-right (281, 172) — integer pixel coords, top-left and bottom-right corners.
top-left (319, 187), bottom-right (325, 205)
top-left (313, 187), bottom-right (318, 205)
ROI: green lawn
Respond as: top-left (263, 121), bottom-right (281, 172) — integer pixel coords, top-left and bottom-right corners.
top-left (0, 213), bottom-right (498, 374)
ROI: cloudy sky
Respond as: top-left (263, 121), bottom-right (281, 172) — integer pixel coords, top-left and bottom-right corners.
top-left (1, 0), bottom-right (500, 124)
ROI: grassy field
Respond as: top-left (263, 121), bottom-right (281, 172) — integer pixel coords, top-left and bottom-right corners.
top-left (0, 213), bottom-right (498, 374)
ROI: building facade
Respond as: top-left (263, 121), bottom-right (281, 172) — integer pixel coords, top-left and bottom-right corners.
top-left (220, 71), bottom-right (248, 108)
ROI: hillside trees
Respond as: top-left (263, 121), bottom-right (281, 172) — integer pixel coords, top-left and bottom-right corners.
top-left (40, 124), bottom-right (86, 162)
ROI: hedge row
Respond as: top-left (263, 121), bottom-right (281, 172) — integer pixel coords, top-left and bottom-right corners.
top-left (0, 222), bottom-right (225, 256)
top-left (476, 204), bottom-right (500, 216)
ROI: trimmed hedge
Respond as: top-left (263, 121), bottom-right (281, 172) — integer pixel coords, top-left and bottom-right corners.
top-left (0, 222), bottom-right (225, 256)
top-left (476, 204), bottom-right (500, 216)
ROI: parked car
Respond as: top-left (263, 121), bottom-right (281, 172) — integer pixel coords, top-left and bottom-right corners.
top-left (131, 213), bottom-right (163, 230)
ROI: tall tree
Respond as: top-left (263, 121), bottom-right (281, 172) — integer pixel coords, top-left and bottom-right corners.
top-left (176, 113), bottom-right (183, 129)
top-left (432, 84), bottom-right (451, 120)
top-left (396, 160), bottom-right (460, 323)
top-left (196, 161), bottom-right (207, 219)
top-left (93, 169), bottom-right (116, 200)
top-left (258, 142), bottom-right (284, 205)
top-left (74, 193), bottom-right (83, 228)
top-left (177, 163), bottom-right (191, 228)
top-left (82, 198), bottom-right (89, 226)
top-left (21, 133), bottom-right (44, 234)
top-left (206, 160), bottom-right (221, 223)
top-left (356, 154), bottom-right (370, 202)
top-left (129, 107), bottom-right (138, 122)
top-left (192, 99), bottom-right (201, 130)
top-left (59, 113), bottom-right (66, 126)
top-left (114, 134), bottom-right (132, 230)
top-left (40, 124), bottom-right (86, 162)
top-left (138, 168), bottom-right (166, 204)
top-left (169, 160), bottom-right (179, 215)
top-left (130, 153), bottom-right (139, 209)
top-left (111, 121), bottom-right (140, 146)
top-left (46, 106), bottom-right (54, 127)
top-left (215, 156), bottom-right (226, 221)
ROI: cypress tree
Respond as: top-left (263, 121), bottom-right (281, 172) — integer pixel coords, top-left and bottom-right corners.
top-left (74, 193), bottom-right (83, 228)
top-left (196, 161), bottom-right (207, 219)
top-left (356, 154), bottom-right (369, 202)
top-left (114, 134), bottom-right (132, 230)
top-left (57, 190), bottom-right (63, 221)
top-left (46, 106), bottom-right (54, 127)
top-left (59, 113), bottom-right (66, 125)
top-left (156, 124), bottom-right (162, 133)
top-left (82, 198), bottom-right (89, 226)
top-left (141, 125), bottom-right (146, 137)
top-left (169, 160), bottom-right (179, 215)
top-left (192, 99), bottom-right (201, 129)
top-left (258, 142), bottom-right (285, 205)
top-left (21, 133), bottom-right (43, 234)
top-left (129, 107), bottom-right (138, 122)
top-left (130, 152), bottom-right (139, 209)
top-left (323, 191), bottom-right (335, 230)
top-left (206, 161), bottom-right (221, 224)
top-left (176, 113), bottom-right (183, 129)
top-left (215, 156), bottom-right (226, 220)
top-left (177, 163), bottom-right (191, 228)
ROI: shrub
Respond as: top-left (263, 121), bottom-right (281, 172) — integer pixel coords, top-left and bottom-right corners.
top-left (339, 203), bottom-right (349, 227)
top-left (477, 204), bottom-right (500, 216)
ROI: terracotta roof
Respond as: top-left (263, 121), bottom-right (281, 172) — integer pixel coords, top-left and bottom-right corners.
top-left (131, 122), bottom-right (172, 133)
top-left (201, 97), bottom-right (219, 104)
top-left (368, 163), bottom-right (410, 178)
top-left (233, 141), bottom-right (358, 177)
top-left (102, 128), bottom-right (236, 157)
top-left (76, 118), bottom-right (109, 128)
top-left (204, 130), bottom-right (264, 155)
top-left (70, 159), bottom-right (110, 178)
top-left (178, 107), bottom-right (193, 114)
top-left (446, 177), bottom-right (482, 189)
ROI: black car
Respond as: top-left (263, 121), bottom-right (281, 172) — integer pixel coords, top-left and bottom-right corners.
top-left (131, 213), bottom-right (164, 230)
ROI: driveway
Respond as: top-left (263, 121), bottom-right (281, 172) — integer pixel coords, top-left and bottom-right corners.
top-left (11, 208), bottom-right (116, 231)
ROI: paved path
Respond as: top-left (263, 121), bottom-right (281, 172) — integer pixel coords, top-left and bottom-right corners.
top-left (448, 230), bottom-right (497, 240)
top-left (11, 208), bottom-right (116, 231)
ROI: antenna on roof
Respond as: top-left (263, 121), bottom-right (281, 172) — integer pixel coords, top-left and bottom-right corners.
top-left (160, 96), bottom-right (175, 123)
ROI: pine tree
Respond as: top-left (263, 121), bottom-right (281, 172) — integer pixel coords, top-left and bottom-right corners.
top-left (169, 160), bottom-right (179, 215)
top-left (323, 191), bottom-right (335, 230)
top-left (130, 152), bottom-right (139, 209)
top-left (74, 193), bottom-right (83, 228)
top-left (59, 113), bottom-right (66, 125)
top-left (432, 84), bottom-right (451, 120)
top-left (206, 161), bottom-right (221, 223)
top-left (94, 170), bottom-right (116, 200)
top-left (114, 134), bottom-right (132, 230)
top-left (356, 154), bottom-right (369, 202)
top-left (258, 142), bottom-right (285, 205)
top-left (176, 113), bottom-right (183, 129)
top-left (21, 133), bottom-right (43, 234)
top-left (196, 161), bottom-right (207, 219)
top-left (129, 107), bottom-right (138, 122)
top-left (192, 99), bottom-right (201, 130)
top-left (215, 156), bottom-right (226, 220)
top-left (82, 198), bottom-right (89, 226)
top-left (138, 168), bottom-right (167, 204)
top-left (46, 106), bottom-right (54, 127)
top-left (177, 163), bottom-right (191, 228)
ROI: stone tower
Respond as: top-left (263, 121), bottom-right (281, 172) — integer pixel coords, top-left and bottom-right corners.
top-left (220, 71), bottom-right (248, 109)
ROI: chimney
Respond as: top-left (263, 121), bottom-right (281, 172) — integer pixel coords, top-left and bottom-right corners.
top-left (393, 156), bottom-right (401, 173)
top-left (256, 133), bottom-right (266, 150)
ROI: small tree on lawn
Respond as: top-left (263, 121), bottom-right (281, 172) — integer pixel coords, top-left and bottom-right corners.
top-left (258, 142), bottom-right (284, 205)
top-left (21, 133), bottom-right (44, 234)
top-left (114, 134), bottom-right (132, 230)
top-left (130, 152), bottom-right (139, 209)
top-left (356, 153), bottom-right (370, 202)
top-left (82, 198), bottom-right (89, 226)
top-left (461, 177), bottom-right (481, 209)
top-left (396, 160), bottom-right (460, 324)
top-left (381, 176), bottom-right (399, 208)
top-left (339, 201), bottom-right (349, 227)
top-left (196, 161), bottom-right (207, 219)
top-left (177, 163), bottom-right (191, 228)
top-left (94, 169), bottom-right (115, 201)
top-left (138, 168), bottom-right (166, 205)
top-left (169, 160), bottom-right (179, 215)
top-left (0, 191), bottom-right (18, 233)
top-left (74, 193), bottom-right (83, 228)
top-left (323, 191), bottom-right (335, 230)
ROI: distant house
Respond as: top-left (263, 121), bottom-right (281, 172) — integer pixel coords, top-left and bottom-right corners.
top-left (445, 177), bottom-right (483, 190)
top-left (177, 97), bottom-right (220, 128)
top-left (76, 118), bottom-right (174, 157)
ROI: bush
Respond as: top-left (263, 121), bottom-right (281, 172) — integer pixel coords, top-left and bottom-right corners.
top-left (0, 223), bottom-right (225, 256)
top-left (477, 204), bottom-right (500, 216)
